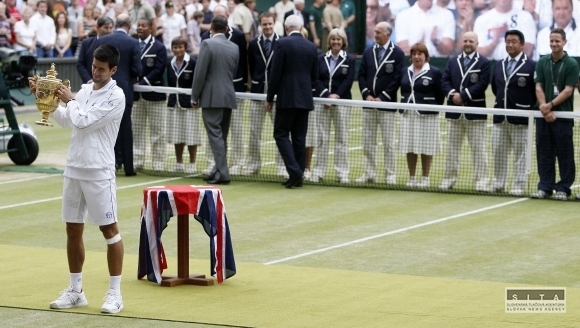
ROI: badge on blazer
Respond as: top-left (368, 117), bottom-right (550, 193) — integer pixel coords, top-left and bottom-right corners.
top-left (518, 77), bottom-right (526, 87)
top-left (147, 58), bottom-right (155, 67)
top-left (184, 73), bottom-right (190, 80)
top-left (342, 67), bottom-right (348, 75)
top-left (470, 73), bottom-right (478, 83)
top-left (385, 64), bottom-right (393, 73)
top-left (422, 78), bottom-right (429, 86)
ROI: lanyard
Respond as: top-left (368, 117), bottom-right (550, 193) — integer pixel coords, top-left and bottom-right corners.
top-left (550, 58), bottom-right (564, 88)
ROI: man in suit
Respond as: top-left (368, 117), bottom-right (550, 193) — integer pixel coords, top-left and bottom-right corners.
top-left (96, 14), bottom-right (142, 176)
top-left (283, 0), bottom-right (310, 39)
top-left (356, 21), bottom-right (404, 184)
top-left (133, 18), bottom-right (167, 172)
top-left (245, 12), bottom-right (287, 177)
top-left (490, 29), bottom-right (536, 196)
top-left (439, 31), bottom-right (491, 191)
top-left (192, 15), bottom-right (239, 185)
top-left (266, 15), bottom-right (319, 188)
top-left (76, 17), bottom-right (114, 84)
top-left (201, 5), bottom-right (248, 176)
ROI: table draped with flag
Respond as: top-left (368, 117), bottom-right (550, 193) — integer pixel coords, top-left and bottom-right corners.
top-left (137, 185), bottom-right (236, 284)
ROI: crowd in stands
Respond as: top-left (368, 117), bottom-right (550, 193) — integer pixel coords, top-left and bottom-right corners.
top-left (0, 0), bottom-right (357, 57)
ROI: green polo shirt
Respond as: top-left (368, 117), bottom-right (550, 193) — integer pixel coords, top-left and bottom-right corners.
top-left (535, 52), bottom-right (579, 112)
top-left (308, 4), bottom-right (325, 41)
top-left (340, 0), bottom-right (356, 33)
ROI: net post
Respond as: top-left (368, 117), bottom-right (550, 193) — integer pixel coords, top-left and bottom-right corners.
top-left (525, 111), bottom-right (535, 175)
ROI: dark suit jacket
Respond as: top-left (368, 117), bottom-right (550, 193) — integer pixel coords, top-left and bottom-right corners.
top-left (167, 53), bottom-right (196, 108)
top-left (283, 9), bottom-right (311, 39)
top-left (491, 54), bottom-right (537, 125)
top-left (314, 50), bottom-right (355, 99)
top-left (248, 33), bottom-right (280, 94)
top-left (400, 65), bottom-right (445, 115)
top-left (76, 36), bottom-right (99, 84)
top-left (96, 30), bottom-right (142, 107)
top-left (441, 51), bottom-right (490, 120)
top-left (358, 41), bottom-right (404, 112)
top-left (134, 36), bottom-right (167, 102)
top-left (267, 32), bottom-right (318, 110)
top-left (201, 26), bottom-right (248, 92)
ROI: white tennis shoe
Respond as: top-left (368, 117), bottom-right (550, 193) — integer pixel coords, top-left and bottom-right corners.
top-left (101, 289), bottom-right (123, 314)
top-left (49, 286), bottom-right (88, 309)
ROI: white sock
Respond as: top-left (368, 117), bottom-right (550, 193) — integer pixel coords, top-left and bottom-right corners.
top-left (70, 273), bottom-right (82, 292)
top-left (109, 275), bottom-right (122, 291)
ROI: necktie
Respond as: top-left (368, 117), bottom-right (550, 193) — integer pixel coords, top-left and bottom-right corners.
top-left (264, 39), bottom-right (271, 58)
top-left (463, 55), bottom-right (471, 69)
top-left (377, 47), bottom-right (385, 62)
top-left (140, 40), bottom-right (146, 54)
top-left (506, 58), bottom-right (516, 76)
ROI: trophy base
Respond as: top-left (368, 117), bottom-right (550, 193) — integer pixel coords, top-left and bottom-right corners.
top-left (35, 120), bottom-right (53, 127)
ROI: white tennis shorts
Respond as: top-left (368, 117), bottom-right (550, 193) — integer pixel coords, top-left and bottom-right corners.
top-left (62, 177), bottom-right (118, 226)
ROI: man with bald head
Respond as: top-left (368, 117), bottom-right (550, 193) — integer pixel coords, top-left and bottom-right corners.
top-left (96, 14), bottom-right (142, 176)
top-left (439, 31), bottom-right (491, 191)
top-left (356, 21), bottom-right (404, 184)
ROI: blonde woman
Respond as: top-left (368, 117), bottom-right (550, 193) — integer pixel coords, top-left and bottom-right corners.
top-left (14, 7), bottom-right (36, 54)
top-left (77, 5), bottom-right (96, 41)
top-left (311, 28), bottom-right (355, 184)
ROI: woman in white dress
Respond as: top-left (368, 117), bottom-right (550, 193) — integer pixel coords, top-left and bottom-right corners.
top-left (399, 43), bottom-right (445, 188)
top-left (14, 7), bottom-right (36, 54)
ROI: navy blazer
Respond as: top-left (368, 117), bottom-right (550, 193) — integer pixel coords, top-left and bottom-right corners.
top-left (441, 51), bottom-right (490, 120)
top-left (96, 30), bottom-right (142, 107)
top-left (167, 53), bottom-right (196, 108)
top-left (201, 26), bottom-right (248, 92)
top-left (358, 41), bottom-right (404, 111)
top-left (314, 50), bottom-right (355, 99)
top-left (248, 33), bottom-right (280, 94)
top-left (267, 32), bottom-right (318, 110)
top-left (76, 36), bottom-right (99, 84)
top-left (491, 54), bottom-right (537, 125)
top-left (400, 64), bottom-right (444, 115)
top-left (134, 37), bottom-right (167, 102)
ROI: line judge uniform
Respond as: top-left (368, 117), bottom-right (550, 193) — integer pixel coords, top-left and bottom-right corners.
top-left (95, 28), bottom-right (142, 175)
top-left (491, 53), bottom-right (536, 194)
top-left (132, 35), bottom-right (168, 171)
top-left (191, 33), bottom-right (239, 182)
top-left (440, 51), bottom-right (491, 191)
top-left (246, 32), bottom-right (287, 176)
top-left (267, 31), bottom-right (319, 181)
top-left (357, 40), bottom-right (404, 184)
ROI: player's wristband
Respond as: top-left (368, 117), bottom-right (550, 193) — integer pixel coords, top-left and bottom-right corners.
top-left (66, 98), bottom-right (75, 105)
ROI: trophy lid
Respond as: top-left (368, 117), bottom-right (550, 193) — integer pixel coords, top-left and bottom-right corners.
top-left (42, 63), bottom-right (62, 83)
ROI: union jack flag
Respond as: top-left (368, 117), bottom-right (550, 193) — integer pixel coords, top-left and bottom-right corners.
top-left (137, 185), bottom-right (236, 284)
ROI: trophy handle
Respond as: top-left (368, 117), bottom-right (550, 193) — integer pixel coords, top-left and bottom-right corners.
top-left (63, 80), bottom-right (70, 89)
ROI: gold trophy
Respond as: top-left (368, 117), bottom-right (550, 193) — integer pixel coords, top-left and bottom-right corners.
top-left (33, 63), bottom-right (70, 126)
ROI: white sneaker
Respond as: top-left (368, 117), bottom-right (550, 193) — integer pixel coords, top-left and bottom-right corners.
top-left (101, 289), bottom-right (123, 314)
top-left (185, 163), bottom-right (196, 174)
top-left (308, 174), bottom-right (321, 183)
top-left (475, 180), bottom-right (490, 192)
top-left (339, 176), bottom-right (350, 184)
top-left (355, 173), bottom-right (376, 183)
top-left (415, 176), bottom-right (430, 188)
top-left (303, 169), bottom-right (311, 180)
top-left (49, 286), bottom-right (88, 309)
top-left (229, 165), bottom-right (242, 175)
top-left (202, 166), bottom-right (213, 175)
top-left (509, 189), bottom-right (523, 196)
top-left (438, 179), bottom-right (456, 191)
top-left (405, 176), bottom-right (416, 188)
top-left (170, 163), bottom-right (184, 173)
top-left (385, 175), bottom-right (396, 185)
top-left (243, 167), bottom-right (259, 175)
top-left (553, 191), bottom-right (569, 201)
top-left (152, 162), bottom-right (164, 171)
top-left (531, 190), bottom-right (549, 199)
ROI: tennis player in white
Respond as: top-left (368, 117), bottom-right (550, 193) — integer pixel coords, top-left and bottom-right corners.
top-left (29, 44), bottom-right (126, 314)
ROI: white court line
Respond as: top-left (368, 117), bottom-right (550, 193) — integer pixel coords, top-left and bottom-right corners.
top-left (0, 176), bottom-right (184, 211)
top-left (264, 197), bottom-right (529, 265)
top-left (0, 174), bottom-right (59, 185)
